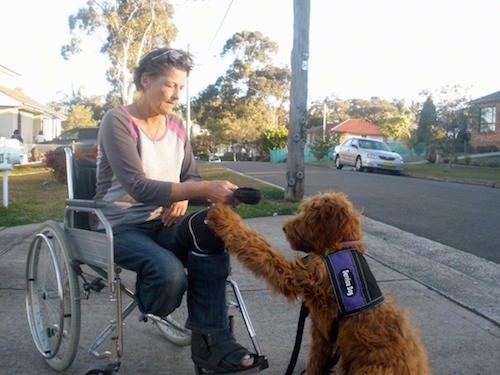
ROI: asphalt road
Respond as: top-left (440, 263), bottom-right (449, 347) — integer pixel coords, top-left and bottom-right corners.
top-left (223, 161), bottom-right (500, 264)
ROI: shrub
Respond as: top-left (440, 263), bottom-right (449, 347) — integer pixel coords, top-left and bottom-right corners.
top-left (43, 150), bottom-right (66, 183)
top-left (43, 146), bottom-right (97, 184)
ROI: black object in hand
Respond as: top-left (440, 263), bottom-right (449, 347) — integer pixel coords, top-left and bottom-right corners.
top-left (233, 187), bottom-right (262, 205)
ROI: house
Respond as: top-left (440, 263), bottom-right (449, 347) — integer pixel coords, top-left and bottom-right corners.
top-left (305, 122), bottom-right (337, 144)
top-left (302, 119), bottom-right (384, 162)
top-left (330, 119), bottom-right (383, 142)
top-left (1, 65), bottom-right (65, 160)
top-left (469, 90), bottom-right (500, 152)
top-left (0, 84), bottom-right (65, 144)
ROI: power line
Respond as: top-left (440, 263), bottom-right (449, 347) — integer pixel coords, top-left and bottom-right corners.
top-left (206, 0), bottom-right (234, 54)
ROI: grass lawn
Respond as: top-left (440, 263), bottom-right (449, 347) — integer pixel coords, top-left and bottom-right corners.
top-left (0, 168), bottom-right (67, 226)
top-left (402, 163), bottom-right (500, 186)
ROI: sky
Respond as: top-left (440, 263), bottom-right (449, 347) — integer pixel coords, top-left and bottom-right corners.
top-left (1, 0), bottom-right (499, 107)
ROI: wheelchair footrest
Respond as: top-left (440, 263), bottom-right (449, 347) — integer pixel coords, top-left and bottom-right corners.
top-left (84, 277), bottom-right (106, 293)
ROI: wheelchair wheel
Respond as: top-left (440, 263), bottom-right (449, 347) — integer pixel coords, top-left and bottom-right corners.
top-left (25, 221), bottom-right (81, 371)
top-left (152, 294), bottom-right (191, 346)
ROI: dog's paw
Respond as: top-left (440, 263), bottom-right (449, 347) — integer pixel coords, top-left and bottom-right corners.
top-left (206, 203), bottom-right (242, 237)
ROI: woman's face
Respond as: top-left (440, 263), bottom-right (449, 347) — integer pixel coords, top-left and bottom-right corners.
top-left (142, 67), bottom-right (187, 115)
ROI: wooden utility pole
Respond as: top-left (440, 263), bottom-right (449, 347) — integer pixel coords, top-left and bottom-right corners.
top-left (285, 0), bottom-right (310, 201)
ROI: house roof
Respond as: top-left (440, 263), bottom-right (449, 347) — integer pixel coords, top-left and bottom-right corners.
top-left (470, 90), bottom-right (500, 105)
top-left (0, 84), bottom-right (65, 119)
top-left (331, 118), bottom-right (383, 136)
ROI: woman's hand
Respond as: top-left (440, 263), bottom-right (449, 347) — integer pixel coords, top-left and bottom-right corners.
top-left (161, 200), bottom-right (188, 227)
top-left (205, 180), bottom-right (239, 204)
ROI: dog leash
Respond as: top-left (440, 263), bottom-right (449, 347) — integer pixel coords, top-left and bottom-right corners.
top-left (284, 303), bottom-right (309, 375)
top-left (284, 303), bottom-right (341, 375)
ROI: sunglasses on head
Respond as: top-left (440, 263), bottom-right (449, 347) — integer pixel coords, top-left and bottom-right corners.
top-left (151, 49), bottom-right (183, 61)
top-left (150, 49), bottom-right (193, 70)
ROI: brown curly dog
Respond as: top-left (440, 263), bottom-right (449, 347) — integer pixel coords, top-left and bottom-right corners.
top-left (207, 191), bottom-right (430, 375)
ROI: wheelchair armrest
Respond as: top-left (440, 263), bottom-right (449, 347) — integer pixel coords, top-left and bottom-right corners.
top-left (65, 199), bottom-right (107, 209)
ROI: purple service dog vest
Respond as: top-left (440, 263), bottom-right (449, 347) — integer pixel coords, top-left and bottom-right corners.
top-left (323, 249), bottom-right (384, 316)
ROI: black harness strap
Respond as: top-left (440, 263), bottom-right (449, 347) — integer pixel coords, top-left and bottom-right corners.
top-left (322, 318), bottom-right (341, 373)
top-left (284, 303), bottom-right (309, 375)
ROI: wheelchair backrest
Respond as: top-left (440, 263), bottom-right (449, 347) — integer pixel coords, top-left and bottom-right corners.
top-left (72, 157), bottom-right (97, 200)
top-left (64, 147), bottom-right (97, 229)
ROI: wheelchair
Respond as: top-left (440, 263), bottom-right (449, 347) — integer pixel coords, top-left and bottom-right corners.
top-left (25, 147), bottom-right (268, 374)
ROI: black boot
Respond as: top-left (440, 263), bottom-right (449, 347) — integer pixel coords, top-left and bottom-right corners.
top-left (187, 251), bottom-right (255, 372)
top-left (191, 330), bottom-right (254, 372)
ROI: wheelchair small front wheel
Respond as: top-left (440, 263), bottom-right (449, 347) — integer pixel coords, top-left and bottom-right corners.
top-left (25, 221), bottom-right (81, 371)
top-left (150, 294), bottom-right (191, 347)
top-left (154, 315), bottom-right (191, 347)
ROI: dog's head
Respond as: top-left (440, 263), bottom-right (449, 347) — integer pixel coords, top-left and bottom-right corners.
top-left (283, 191), bottom-right (364, 255)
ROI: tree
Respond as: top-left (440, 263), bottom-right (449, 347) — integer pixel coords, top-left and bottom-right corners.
top-left (415, 86), bottom-right (473, 163)
top-left (346, 97), bottom-right (401, 124)
top-left (61, 0), bottom-right (177, 104)
top-left (307, 97), bottom-right (350, 129)
top-left (258, 126), bottom-right (288, 159)
top-left (65, 104), bottom-right (99, 129)
top-left (434, 85), bottom-right (471, 158)
top-left (416, 96), bottom-right (437, 146)
top-left (218, 31), bottom-right (290, 109)
top-left (219, 31), bottom-right (290, 147)
top-left (377, 99), bottom-right (418, 154)
top-left (190, 31), bottom-right (290, 157)
top-left (309, 133), bottom-right (336, 161)
top-left (48, 90), bottom-right (108, 129)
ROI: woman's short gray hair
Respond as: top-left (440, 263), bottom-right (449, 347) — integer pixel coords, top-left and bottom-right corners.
top-left (133, 48), bottom-right (194, 91)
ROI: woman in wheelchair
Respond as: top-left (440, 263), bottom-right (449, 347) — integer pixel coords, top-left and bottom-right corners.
top-left (93, 47), bottom-right (257, 373)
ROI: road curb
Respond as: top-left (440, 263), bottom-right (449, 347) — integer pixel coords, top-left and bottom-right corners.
top-left (362, 216), bottom-right (500, 326)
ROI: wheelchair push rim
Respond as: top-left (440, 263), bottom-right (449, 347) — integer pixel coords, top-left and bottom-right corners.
top-left (25, 221), bottom-right (81, 371)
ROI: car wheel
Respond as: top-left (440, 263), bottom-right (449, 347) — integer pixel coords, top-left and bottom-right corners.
top-left (335, 155), bottom-right (343, 170)
top-left (355, 157), bottom-right (364, 172)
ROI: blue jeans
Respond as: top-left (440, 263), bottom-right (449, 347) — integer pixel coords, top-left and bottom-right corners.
top-left (112, 211), bottom-right (229, 334)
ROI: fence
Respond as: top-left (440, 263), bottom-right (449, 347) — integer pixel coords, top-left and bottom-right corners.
top-left (270, 147), bottom-right (334, 163)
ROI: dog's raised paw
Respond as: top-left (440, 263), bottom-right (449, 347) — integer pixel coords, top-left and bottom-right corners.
top-left (207, 204), bottom-right (239, 233)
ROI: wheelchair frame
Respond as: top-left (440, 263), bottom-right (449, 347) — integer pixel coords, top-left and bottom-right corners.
top-left (25, 147), bottom-right (268, 374)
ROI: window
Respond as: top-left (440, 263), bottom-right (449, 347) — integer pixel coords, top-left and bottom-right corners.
top-left (342, 138), bottom-right (352, 147)
top-left (479, 106), bottom-right (496, 132)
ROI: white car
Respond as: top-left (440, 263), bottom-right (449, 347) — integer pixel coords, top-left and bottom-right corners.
top-left (208, 156), bottom-right (221, 163)
top-left (334, 137), bottom-right (403, 174)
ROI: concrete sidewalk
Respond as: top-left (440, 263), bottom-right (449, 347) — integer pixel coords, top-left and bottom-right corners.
top-left (1, 216), bottom-right (499, 375)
